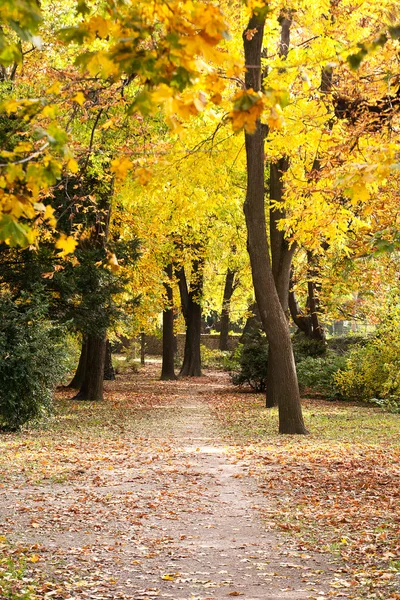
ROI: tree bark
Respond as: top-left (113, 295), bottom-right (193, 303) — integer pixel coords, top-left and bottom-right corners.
top-left (219, 268), bottom-right (236, 351)
top-left (265, 13), bottom-right (296, 409)
top-left (161, 263), bottom-right (177, 380)
top-left (243, 13), bottom-right (307, 434)
top-left (103, 339), bottom-right (115, 380)
top-left (67, 337), bottom-right (87, 389)
top-left (178, 260), bottom-right (203, 377)
top-left (140, 332), bottom-right (145, 365)
top-left (72, 180), bottom-right (113, 401)
top-left (74, 334), bottom-right (106, 400)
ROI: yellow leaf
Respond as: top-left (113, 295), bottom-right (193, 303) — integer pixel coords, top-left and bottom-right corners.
top-left (28, 554), bottom-right (40, 563)
top-left (55, 234), bottom-right (77, 258)
top-left (73, 92), bottom-right (86, 106)
top-left (46, 81), bottom-right (62, 95)
top-left (42, 105), bottom-right (57, 118)
top-left (107, 252), bottom-right (120, 272)
top-left (161, 573), bottom-right (177, 581)
top-left (267, 104), bottom-right (285, 131)
top-left (111, 157), bottom-right (132, 180)
top-left (44, 204), bottom-right (57, 227)
top-left (152, 84), bottom-right (174, 104)
top-left (67, 158), bottom-right (80, 174)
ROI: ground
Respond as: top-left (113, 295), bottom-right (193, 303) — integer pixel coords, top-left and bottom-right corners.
top-left (0, 363), bottom-right (399, 600)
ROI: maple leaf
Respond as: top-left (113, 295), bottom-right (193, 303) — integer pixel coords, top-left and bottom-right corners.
top-left (55, 234), bottom-right (77, 257)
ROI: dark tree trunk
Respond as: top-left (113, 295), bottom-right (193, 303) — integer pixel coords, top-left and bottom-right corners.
top-left (140, 332), bottom-right (145, 365)
top-left (74, 334), bottom-right (106, 400)
top-left (179, 296), bottom-right (202, 377)
top-left (219, 268), bottom-right (236, 351)
top-left (72, 180), bottom-right (114, 401)
top-left (178, 259), bottom-right (203, 377)
top-left (67, 337), bottom-right (87, 389)
top-left (161, 263), bottom-right (177, 380)
top-left (289, 274), bottom-right (313, 337)
top-left (243, 13), bottom-right (307, 434)
top-left (265, 14), bottom-right (296, 409)
top-left (103, 339), bottom-right (115, 380)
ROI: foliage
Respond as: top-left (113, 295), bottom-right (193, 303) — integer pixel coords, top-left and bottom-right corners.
top-left (0, 293), bottom-right (71, 431)
top-left (296, 353), bottom-right (347, 399)
top-left (327, 334), bottom-right (370, 355)
top-left (112, 354), bottom-right (138, 375)
top-left (335, 306), bottom-right (400, 410)
top-left (291, 332), bottom-right (327, 362)
top-left (200, 344), bottom-right (228, 370)
top-left (230, 330), bottom-right (268, 392)
top-left (0, 540), bottom-right (38, 600)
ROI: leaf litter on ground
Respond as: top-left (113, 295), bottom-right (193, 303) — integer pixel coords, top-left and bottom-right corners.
top-left (0, 365), bottom-right (398, 600)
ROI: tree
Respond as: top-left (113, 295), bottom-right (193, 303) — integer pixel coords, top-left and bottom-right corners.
top-left (242, 10), bottom-right (307, 434)
top-left (161, 263), bottom-right (177, 381)
top-left (176, 252), bottom-right (204, 377)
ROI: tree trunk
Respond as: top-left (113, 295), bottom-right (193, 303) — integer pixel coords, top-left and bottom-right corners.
top-left (179, 296), bottom-right (202, 376)
top-left (243, 13), bottom-right (307, 434)
top-left (289, 274), bottom-right (313, 337)
top-left (67, 337), bottom-right (87, 389)
top-left (265, 14), bottom-right (296, 409)
top-left (219, 268), bottom-right (236, 351)
top-left (140, 332), bottom-right (145, 365)
top-left (161, 263), bottom-right (177, 380)
top-left (178, 260), bottom-right (203, 377)
top-left (74, 334), bottom-right (106, 400)
top-left (103, 339), bottom-right (115, 380)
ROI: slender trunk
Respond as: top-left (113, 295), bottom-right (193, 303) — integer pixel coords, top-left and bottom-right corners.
top-left (67, 337), bottom-right (87, 389)
top-left (140, 332), bottom-right (145, 365)
top-left (219, 268), bottom-right (236, 351)
top-left (103, 339), bottom-right (115, 380)
top-left (161, 263), bottom-right (177, 380)
top-left (289, 274), bottom-right (313, 336)
top-left (243, 13), bottom-right (307, 434)
top-left (74, 334), bottom-right (106, 401)
top-left (178, 260), bottom-right (203, 377)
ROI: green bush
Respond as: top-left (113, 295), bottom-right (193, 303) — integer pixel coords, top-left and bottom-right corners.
top-left (292, 332), bottom-right (327, 362)
top-left (0, 294), bottom-right (71, 431)
top-left (230, 330), bottom-right (268, 392)
top-left (200, 345), bottom-right (228, 369)
top-left (296, 352), bottom-right (347, 398)
top-left (335, 308), bottom-right (400, 411)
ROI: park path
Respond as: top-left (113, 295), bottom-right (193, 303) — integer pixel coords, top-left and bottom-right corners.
top-left (1, 366), bottom-right (342, 599)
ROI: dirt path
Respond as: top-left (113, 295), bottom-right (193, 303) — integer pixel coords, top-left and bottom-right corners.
top-left (1, 367), bottom-right (343, 599)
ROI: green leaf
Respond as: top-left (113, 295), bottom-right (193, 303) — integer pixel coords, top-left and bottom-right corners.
top-left (0, 215), bottom-right (31, 247)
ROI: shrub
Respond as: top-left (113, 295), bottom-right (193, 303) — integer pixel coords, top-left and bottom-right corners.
top-left (200, 345), bottom-right (228, 369)
top-left (230, 330), bottom-right (268, 392)
top-left (292, 332), bottom-right (327, 362)
top-left (335, 308), bottom-right (400, 410)
top-left (0, 294), bottom-right (71, 431)
top-left (296, 352), bottom-right (347, 398)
